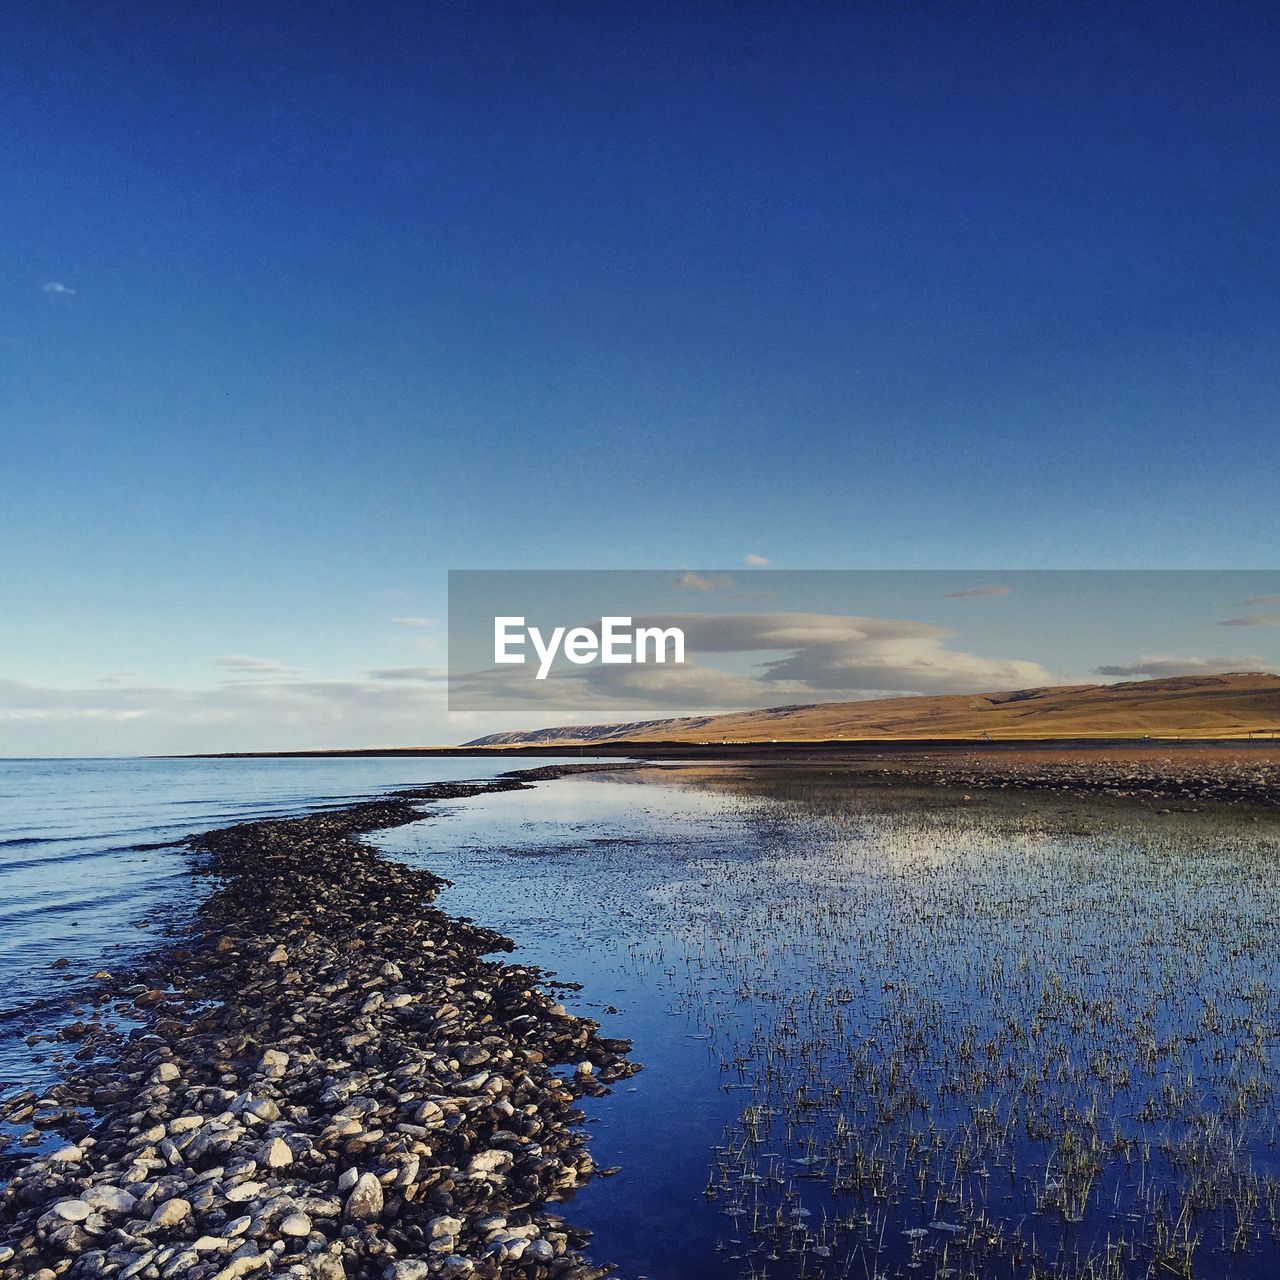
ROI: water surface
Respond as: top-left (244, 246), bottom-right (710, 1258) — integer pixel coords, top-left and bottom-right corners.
top-left (381, 765), bottom-right (1280, 1280)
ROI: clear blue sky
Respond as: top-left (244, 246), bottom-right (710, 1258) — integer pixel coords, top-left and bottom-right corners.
top-left (3, 2), bottom-right (1278, 752)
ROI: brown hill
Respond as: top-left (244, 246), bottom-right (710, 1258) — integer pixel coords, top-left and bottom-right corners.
top-left (463, 673), bottom-right (1280, 746)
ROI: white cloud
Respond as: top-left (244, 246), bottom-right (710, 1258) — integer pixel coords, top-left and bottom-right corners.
top-left (943, 584), bottom-right (1011, 599)
top-left (392, 616), bottom-right (436, 628)
top-left (1243, 595), bottom-right (1280, 607)
top-left (744, 554), bottom-right (769, 566)
top-left (453, 610), bottom-right (1054, 717)
top-left (1218, 614), bottom-right (1280, 628)
top-left (673, 572), bottom-right (735, 592)
top-left (214, 655), bottom-right (302, 675)
top-left (673, 612), bottom-right (1048, 692)
top-left (42, 281), bottom-right (76, 295)
top-left (0, 674), bottom-right (453, 756)
top-left (670, 574), bottom-right (777, 603)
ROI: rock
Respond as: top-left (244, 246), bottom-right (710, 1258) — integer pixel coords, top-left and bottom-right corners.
top-left (343, 1172), bottom-right (383, 1222)
top-left (486, 1233), bottom-right (529, 1261)
top-left (43, 1220), bottom-right (91, 1251)
top-left (82, 1184), bottom-right (137, 1214)
top-left (261, 1137), bottom-right (293, 1167)
top-left (267, 946), bottom-right (288, 964)
top-left (150, 1197), bottom-right (192, 1228)
top-left (51, 1199), bottom-right (92, 1221)
top-left (259, 1048), bottom-right (288, 1076)
top-left (279, 1211), bottom-right (311, 1237)
top-left (161, 1249), bottom-right (200, 1276)
top-left (468, 1149), bottom-right (512, 1176)
top-left (234, 1094), bottom-right (280, 1122)
top-left (384, 1262), bottom-right (433, 1280)
top-left (212, 1253), bottom-right (270, 1280)
top-left (413, 1101), bottom-right (445, 1128)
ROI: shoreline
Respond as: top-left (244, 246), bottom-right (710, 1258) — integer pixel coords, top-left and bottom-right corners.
top-left (0, 765), bottom-right (642, 1280)
top-left (173, 743), bottom-right (1280, 810)
top-left (171, 736), bottom-right (1280, 760)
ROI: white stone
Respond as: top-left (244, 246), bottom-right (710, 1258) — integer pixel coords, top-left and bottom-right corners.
top-left (261, 1137), bottom-right (293, 1168)
top-left (467, 1149), bottom-right (512, 1176)
top-left (150, 1197), bottom-right (191, 1228)
top-left (383, 1262), bottom-right (432, 1280)
top-left (259, 1048), bottom-right (289, 1075)
top-left (343, 1172), bottom-right (383, 1222)
top-left (81, 1185), bottom-right (137, 1214)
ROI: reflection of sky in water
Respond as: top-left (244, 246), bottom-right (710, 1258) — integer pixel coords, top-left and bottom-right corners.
top-left (380, 767), bottom-right (1280, 1280)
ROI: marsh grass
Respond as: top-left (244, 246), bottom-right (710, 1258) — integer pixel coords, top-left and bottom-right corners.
top-left (627, 773), bottom-right (1280, 1280)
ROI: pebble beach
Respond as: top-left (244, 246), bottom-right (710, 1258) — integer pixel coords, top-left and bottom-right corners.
top-left (0, 766), bottom-right (640, 1280)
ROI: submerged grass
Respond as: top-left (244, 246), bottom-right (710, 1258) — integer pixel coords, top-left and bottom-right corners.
top-left (622, 772), bottom-right (1280, 1280)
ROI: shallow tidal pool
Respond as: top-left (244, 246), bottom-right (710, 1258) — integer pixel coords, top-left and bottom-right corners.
top-left (377, 765), bottom-right (1280, 1280)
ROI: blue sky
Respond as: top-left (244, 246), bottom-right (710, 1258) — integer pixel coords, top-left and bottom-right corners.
top-left (3, 3), bottom-right (1279, 753)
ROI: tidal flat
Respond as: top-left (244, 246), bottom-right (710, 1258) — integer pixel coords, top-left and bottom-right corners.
top-left (383, 765), bottom-right (1280, 1280)
top-left (2, 760), bottom-right (1279, 1280)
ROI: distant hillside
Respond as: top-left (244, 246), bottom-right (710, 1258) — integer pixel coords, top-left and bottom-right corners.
top-left (463, 673), bottom-right (1280, 746)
